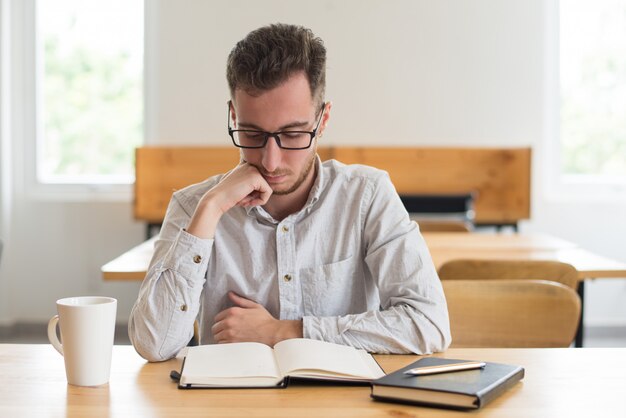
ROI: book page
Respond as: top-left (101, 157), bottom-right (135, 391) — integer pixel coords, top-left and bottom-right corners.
top-left (273, 338), bottom-right (383, 380)
top-left (181, 342), bottom-right (281, 386)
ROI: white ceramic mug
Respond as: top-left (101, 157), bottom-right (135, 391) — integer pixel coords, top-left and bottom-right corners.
top-left (47, 296), bottom-right (117, 386)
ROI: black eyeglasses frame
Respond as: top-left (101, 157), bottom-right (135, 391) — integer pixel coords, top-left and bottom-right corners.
top-left (227, 101), bottom-right (326, 150)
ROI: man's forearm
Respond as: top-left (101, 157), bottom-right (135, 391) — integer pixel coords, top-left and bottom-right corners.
top-left (129, 226), bottom-right (211, 362)
top-left (303, 304), bottom-right (451, 354)
top-left (186, 194), bottom-right (224, 239)
top-left (129, 270), bottom-right (202, 362)
top-left (187, 163), bottom-right (273, 239)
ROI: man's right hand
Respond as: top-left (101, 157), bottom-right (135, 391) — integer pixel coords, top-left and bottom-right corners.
top-left (186, 163), bottom-right (272, 239)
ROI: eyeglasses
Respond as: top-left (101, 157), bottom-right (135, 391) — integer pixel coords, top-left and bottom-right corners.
top-left (228, 101), bottom-right (325, 150)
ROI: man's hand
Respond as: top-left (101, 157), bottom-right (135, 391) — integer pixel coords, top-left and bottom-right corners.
top-left (212, 292), bottom-right (303, 346)
top-left (187, 163), bottom-right (272, 239)
top-left (211, 163), bottom-right (273, 210)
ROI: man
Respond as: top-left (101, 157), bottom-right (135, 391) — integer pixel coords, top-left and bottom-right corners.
top-left (129, 24), bottom-right (450, 362)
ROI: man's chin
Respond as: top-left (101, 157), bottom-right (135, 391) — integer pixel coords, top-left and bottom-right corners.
top-left (269, 177), bottom-right (304, 196)
top-left (271, 184), bottom-right (296, 196)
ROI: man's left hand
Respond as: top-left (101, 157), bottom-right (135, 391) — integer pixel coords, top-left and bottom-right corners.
top-left (212, 292), bottom-right (303, 346)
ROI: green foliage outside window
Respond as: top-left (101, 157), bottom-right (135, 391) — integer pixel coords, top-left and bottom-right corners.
top-left (39, 1), bottom-right (143, 183)
top-left (42, 36), bottom-right (142, 180)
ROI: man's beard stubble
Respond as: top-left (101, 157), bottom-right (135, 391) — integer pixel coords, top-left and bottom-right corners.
top-left (271, 148), bottom-right (317, 196)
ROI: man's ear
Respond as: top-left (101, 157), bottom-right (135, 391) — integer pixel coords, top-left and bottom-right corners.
top-left (319, 101), bottom-right (332, 137)
top-left (229, 100), bottom-right (237, 128)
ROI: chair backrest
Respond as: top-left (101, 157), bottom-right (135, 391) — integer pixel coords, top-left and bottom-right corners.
top-left (437, 259), bottom-right (579, 290)
top-left (415, 220), bottom-right (472, 233)
top-left (443, 279), bottom-right (581, 348)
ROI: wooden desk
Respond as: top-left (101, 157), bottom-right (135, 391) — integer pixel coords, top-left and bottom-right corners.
top-left (101, 232), bottom-right (626, 282)
top-left (424, 232), bottom-right (626, 280)
top-left (423, 232), bottom-right (626, 347)
top-left (101, 232), bottom-right (626, 347)
top-left (101, 237), bottom-right (157, 281)
top-left (1, 344), bottom-right (624, 417)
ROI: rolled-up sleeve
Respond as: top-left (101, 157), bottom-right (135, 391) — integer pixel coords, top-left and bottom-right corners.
top-left (128, 195), bottom-right (212, 362)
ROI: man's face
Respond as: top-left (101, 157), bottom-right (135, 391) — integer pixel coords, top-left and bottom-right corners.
top-left (231, 72), bottom-right (329, 196)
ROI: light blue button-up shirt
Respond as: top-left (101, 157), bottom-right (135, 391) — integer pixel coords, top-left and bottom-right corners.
top-left (129, 157), bottom-right (451, 361)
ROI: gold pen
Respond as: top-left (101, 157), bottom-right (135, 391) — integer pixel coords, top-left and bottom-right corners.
top-left (404, 361), bottom-right (487, 376)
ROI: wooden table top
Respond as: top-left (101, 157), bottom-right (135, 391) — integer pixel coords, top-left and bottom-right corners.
top-left (424, 232), bottom-right (626, 279)
top-left (101, 232), bottom-right (626, 281)
top-left (101, 236), bottom-right (157, 281)
top-left (1, 344), bottom-right (625, 417)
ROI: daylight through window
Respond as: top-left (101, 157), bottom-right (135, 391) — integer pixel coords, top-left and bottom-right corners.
top-left (37, 0), bottom-right (143, 184)
top-left (560, 0), bottom-right (626, 180)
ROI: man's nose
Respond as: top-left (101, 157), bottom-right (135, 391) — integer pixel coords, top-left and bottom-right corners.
top-left (261, 134), bottom-right (282, 173)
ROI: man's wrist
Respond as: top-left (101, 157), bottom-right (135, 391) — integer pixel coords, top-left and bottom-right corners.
top-left (274, 319), bottom-right (303, 345)
top-left (186, 195), bottom-right (224, 239)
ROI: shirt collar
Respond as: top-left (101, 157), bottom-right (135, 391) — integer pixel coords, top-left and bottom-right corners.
top-left (305, 154), bottom-right (324, 208)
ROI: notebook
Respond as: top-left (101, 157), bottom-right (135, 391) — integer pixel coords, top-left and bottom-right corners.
top-left (371, 357), bottom-right (524, 409)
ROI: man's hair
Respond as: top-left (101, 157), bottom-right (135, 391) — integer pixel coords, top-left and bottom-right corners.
top-left (226, 23), bottom-right (326, 106)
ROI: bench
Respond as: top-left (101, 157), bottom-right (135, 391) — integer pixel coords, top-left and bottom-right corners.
top-left (134, 146), bottom-right (531, 237)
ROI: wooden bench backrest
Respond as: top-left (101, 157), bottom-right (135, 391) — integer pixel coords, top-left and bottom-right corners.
top-left (134, 146), bottom-right (333, 223)
top-left (333, 147), bottom-right (531, 224)
top-left (134, 146), bottom-right (530, 224)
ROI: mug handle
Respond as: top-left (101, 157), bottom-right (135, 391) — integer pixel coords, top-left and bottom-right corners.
top-left (47, 315), bottom-right (64, 355)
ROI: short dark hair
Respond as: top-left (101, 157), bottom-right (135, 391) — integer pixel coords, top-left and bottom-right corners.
top-left (226, 23), bottom-right (326, 106)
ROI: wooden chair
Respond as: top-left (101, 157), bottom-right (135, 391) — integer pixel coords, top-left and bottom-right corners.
top-left (437, 259), bottom-right (579, 290)
top-left (442, 279), bottom-right (581, 347)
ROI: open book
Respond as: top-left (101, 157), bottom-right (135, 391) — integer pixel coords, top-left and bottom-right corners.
top-left (178, 338), bottom-right (385, 388)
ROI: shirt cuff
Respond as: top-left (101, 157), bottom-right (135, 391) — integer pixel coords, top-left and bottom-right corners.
top-left (160, 228), bottom-right (213, 282)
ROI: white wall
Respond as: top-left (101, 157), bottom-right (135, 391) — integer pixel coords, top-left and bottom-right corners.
top-left (1, 0), bottom-right (625, 329)
top-left (147, 0), bottom-right (543, 146)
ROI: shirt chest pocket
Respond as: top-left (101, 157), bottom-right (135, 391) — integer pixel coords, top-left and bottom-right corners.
top-left (299, 256), bottom-right (365, 316)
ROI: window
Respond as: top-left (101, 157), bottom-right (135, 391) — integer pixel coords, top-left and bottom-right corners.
top-left (37, 0), bottom-right (143, 184)
top-left (559, 0), bottom-right (626, 183)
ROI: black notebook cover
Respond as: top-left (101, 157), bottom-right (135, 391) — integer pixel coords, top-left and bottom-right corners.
top-left (371, 357), bottom-right (524, 410)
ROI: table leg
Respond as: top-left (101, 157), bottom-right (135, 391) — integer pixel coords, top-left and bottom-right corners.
top-left (575, 281), bottom-right (585, 347)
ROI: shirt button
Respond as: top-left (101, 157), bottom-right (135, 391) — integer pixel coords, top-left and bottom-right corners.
top-left (180, 304), bottom-right (188, 311)
top-left (193, 255), bottom-right (202, 264)
top-left (282, 225), bottom-right (289, 232)
top-left (283, 274), bottom-right (292, 282)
